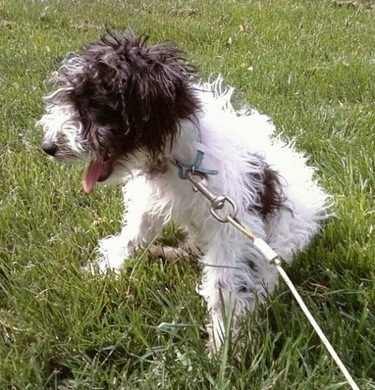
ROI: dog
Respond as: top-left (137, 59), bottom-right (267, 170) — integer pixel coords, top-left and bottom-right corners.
top-left (38, 30), bottom-right (330, 351)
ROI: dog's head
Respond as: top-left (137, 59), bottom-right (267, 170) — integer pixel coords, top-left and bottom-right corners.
top-left (38, 30), bottom-right (199, 192)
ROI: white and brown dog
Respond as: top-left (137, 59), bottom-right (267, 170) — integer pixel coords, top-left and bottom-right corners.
top-left (38, 30), bottom-right (329, 351)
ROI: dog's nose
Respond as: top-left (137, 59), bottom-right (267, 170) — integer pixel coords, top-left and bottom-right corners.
top-left (41, 141), bottom-right (58, 156)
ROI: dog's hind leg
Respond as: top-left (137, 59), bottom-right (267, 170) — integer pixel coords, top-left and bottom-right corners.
top-left (198, 237), bottom-right (278, 353)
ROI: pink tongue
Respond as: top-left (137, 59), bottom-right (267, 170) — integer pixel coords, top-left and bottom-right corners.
top-left (82, 160), bottom-right (106, 194)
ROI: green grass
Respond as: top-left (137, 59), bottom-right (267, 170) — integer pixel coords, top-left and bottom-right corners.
top-left (1, 0), bottom-right (375, 388)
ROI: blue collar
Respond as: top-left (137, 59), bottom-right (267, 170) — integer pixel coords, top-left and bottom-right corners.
top-left (174, 129), bottom-right (218, 179)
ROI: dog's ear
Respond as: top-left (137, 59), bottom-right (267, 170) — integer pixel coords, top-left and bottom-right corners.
top-left (110, 33), bottom-right (200, 156)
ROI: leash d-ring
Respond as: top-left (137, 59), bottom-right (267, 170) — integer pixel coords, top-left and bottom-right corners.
top-left (186, 171), bottom-right (238, 222)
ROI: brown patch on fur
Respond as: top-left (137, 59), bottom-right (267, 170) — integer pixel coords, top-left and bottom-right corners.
top-left (249, 163), bottom-right (286, 218)
top-left (246, 258), bottom-right (257, 271)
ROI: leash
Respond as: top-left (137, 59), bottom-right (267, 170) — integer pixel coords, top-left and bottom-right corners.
top-left (184, 170), bottom-right (360, 390)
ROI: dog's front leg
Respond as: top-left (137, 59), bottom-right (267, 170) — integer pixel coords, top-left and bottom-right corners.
top-left (96, 176), bottom-right (166, 273)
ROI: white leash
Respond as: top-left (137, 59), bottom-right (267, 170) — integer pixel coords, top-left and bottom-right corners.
top-left (185, 171), bottom-right (360, 390)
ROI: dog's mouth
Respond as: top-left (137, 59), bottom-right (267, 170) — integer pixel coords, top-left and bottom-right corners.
top-left (82, 157), bottom-right (115, 193)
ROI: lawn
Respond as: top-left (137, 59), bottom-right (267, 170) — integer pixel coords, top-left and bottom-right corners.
top-left (0, 0), bottom-right (374, 388)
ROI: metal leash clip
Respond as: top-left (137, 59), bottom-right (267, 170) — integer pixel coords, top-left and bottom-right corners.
top-left (186, 170), bottom-right (238, 223)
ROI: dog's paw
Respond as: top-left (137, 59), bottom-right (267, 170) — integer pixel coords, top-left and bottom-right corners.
top-left (80, 261), bottom-right (113, 276)
top-left (82, 258), bottom-right (121, 276)
top-left (86, 234), bottom-right (132, 275)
